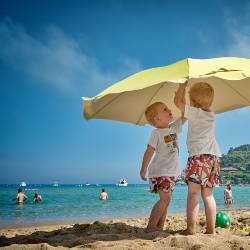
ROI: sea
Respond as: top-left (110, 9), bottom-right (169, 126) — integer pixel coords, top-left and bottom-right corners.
top-left (0, 184), bottom-right (250, 227)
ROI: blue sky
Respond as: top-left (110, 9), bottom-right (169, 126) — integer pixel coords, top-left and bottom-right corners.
top-left (0, 0), bottom-right (250, 184)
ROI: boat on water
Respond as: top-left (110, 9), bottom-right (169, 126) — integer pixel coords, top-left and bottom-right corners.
top-left (20, 181), bottom-right (27, 187)
top-left (52, 181), bottom-right (59, 187)
top-left (117, 178), bottom-right (128, 186)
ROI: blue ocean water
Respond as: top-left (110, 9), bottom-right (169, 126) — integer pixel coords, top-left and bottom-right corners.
top-left (0, 184), bottom-right (249, 227)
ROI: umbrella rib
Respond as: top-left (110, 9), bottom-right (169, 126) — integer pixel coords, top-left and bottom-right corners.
top-left (91, 93), bottom-right (124, 118)
top-left (224, 80), bottom-right (250, 104)
top-left (136, 82), bottom-right (165, 125)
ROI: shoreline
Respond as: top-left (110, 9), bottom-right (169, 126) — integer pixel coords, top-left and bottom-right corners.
top-left (0, 208), bottom-right (250, 231)
top-left (1, 210), bottom-right (250, 250)
top-left (1, 207), bottom-right (250, 230)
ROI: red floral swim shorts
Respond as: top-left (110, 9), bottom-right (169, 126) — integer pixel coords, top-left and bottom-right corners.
top-left (149, 176), bottom-right (175, 193)
top-left (185, 154), bottom-right (220, 187)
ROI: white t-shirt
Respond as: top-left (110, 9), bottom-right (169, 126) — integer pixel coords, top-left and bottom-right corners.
top-left (147, 119), bottom-right (182, 178)
top-left (184, 104), bottom-right (221, 157)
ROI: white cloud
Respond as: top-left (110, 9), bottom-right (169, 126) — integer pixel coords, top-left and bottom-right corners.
top-left (227, 26), bottom-right (250, 57)
top-left (0, 18), bottom-right (142, 94)
top-left (119, 58), bottom-right (142, 75)
top-left (225, 4), bottom-right (250, 57)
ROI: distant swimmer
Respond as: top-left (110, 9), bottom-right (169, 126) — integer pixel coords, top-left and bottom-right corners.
top-left (33, 192), bottom-right (42, 203)
top-left (16, 188), bottom-right (27, 203)
top-left (224, 184), bottom-right (233, 205)
top-left (99, 188), bottom-right (108, 200)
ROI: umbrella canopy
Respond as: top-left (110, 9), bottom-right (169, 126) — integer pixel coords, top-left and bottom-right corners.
top-left (82, 57), bottom-right (250, 125)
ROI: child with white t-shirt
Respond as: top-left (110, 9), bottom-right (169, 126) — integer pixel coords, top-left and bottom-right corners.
top-left (140, 102), bottom-right (183, 232)
top-left (175, 81), bottom-right (221, 235)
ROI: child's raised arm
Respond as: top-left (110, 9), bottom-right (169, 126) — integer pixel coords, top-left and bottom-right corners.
top-left (174, 81), bottom-right (187, 113)
top-left (174, 81), bottom-right (187, 123)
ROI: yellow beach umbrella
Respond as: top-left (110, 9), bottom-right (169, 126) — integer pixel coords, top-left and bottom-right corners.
top-left (82, 57), bottom-right (250, 125)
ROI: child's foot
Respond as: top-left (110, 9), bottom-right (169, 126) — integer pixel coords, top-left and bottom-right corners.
top-left (204, 230), bottom-right (215, 235)
top-left (156, 226), bottom-right (164, 231)
top-left (180, 229), bottom-right (196, 235)
top-left (145, 227), bottom-right (163, 233)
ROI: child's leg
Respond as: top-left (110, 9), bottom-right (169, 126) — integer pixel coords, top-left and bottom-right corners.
top-left (201, 187), bottom-right (216, 234)
top-left (186, 182), bottom-right (201, 234)
top-left (157, 210), bottom-right (166, 229)
top-left (147, 190), bottom-right (172, 232)
top-left (157, 194), bottom-right (172, 229)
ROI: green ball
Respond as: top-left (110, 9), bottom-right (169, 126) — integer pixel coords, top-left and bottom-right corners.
top-left (216, 212), bottom-right (231, 228)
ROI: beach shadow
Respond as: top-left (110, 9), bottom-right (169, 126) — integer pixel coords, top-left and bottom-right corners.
top-left (0, 221), bottom-right (179, 248)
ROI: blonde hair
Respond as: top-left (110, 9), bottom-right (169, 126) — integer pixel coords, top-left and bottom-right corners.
top-left (189, 82), bottom-right (214, 109)
top-left (145, 102), bottom-right (163, 126)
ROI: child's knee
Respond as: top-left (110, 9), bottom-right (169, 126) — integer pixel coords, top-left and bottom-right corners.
top-left (159, 196), bottom-right (171, 207)
top-left (189, 188), bottom-right (200, 196)
top-left (189, 191), bottom-right (200, 201)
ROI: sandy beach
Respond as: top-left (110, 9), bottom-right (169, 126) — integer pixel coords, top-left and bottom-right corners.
top-left (0, 210), bottom-right (249, 250)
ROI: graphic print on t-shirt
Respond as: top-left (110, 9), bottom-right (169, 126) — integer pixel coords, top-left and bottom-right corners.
top-left (164, 133), bottom-right (179, 153)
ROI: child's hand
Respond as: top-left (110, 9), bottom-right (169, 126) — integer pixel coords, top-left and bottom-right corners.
top-left (183, 80), bottom-right (188, 86)
top-left (179, 80), bottom-right (188, 87)
top-left (179, 81), bottom-right (188, 89)
top-left (140, 169), bottom-right (147, 181)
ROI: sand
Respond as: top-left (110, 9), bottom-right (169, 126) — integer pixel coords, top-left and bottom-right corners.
top-left (0, 210), bottom-right (250, 250)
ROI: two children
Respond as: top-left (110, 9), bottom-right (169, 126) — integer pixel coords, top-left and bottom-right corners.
top-left (140, 81), bottom-right (221, 235)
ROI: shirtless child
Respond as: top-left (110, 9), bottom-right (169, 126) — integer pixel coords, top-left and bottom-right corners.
top-left (100, 188), bottom-right (108, 200)
top-left (224, 184), bottom-right (233, 205)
